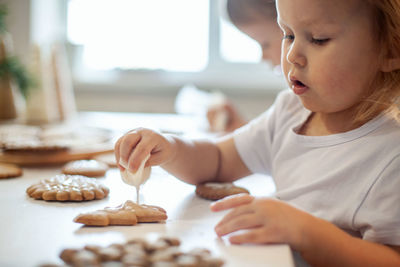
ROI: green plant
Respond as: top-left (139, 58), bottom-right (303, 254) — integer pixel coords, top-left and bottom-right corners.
top-left (0, 56), bottom-right (35, 98)
top-left (0, 4), bottom-right (35, 99)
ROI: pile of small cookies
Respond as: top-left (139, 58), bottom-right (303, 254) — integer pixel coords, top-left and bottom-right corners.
top-left (42, 237), bottom-right (224, 267)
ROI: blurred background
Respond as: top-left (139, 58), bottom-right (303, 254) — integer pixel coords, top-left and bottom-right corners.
top-left (1, 0), bottom-right (286, 122)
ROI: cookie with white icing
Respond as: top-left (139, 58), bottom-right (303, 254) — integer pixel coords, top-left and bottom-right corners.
top-left (93, 152), bottom-right (117, 168)
top-left (62, 159), bottom-right (109, 177)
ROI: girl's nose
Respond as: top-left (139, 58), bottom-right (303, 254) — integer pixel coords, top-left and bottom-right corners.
top-left (286, 41), bottom-right (306, 67)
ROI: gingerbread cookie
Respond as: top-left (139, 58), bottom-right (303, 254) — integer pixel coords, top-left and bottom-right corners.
top-left (74, 200), bottom-right (167, 226)
top-left (195, 182), bottom-right (249, 200)
top-left (52, 237), bottom-right (224, 267)
top-left (62, 159), bottom-right (109, 177)
top-left (0, 162), bottom-right (23, 179)
top-left (26, 174), bottom-right (109, 201)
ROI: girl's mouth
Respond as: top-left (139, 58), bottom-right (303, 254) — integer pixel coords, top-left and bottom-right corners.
top-left (290, 77), bottom-right (309, 95)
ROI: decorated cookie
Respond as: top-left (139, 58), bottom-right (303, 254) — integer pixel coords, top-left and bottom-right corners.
top-left (74, 200), bottom-right (167, 226)
top-left (0, 162), bottom-right (23, 179)
top-left (62, 159), bottom-right (109, 177)
top-left (26, 174), bottom-right (109, 201)
top-left (93, 152), bottom-right (117, 168)
top-left (195, 182), bottom-right (249, 200)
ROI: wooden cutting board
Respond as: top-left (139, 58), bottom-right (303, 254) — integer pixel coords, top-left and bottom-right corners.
top-left (0, 124), bottom-right (116, 166)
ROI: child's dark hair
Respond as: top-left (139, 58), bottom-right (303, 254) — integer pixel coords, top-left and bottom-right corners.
top-left (356, 0), bottom-right (400, 123)
top-left (226, 0), bottom-right (277, 26)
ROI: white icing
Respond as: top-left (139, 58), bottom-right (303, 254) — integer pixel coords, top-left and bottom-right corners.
top-left (120, 154), bottom-right (151, 203)
top-left (120, 154), bottom-right (151, 188)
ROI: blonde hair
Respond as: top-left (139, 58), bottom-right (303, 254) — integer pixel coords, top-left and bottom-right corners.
top-left (356, 0), bottom-right (400, 123)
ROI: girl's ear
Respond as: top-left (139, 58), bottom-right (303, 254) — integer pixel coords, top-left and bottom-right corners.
top-left (381, 57), bottom-right (400, 72)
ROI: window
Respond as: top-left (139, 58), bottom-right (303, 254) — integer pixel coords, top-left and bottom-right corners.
top-left (66, 0), bottom-right (285, 92)
top-left (68, 0), bottom-right (209, 72)
top-left (220, 15), bottom-right (261, 63)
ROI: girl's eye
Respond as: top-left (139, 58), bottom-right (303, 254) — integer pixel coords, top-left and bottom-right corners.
top-left (283, 35), bottom-right (294, 41)
top-left (311, 38), bottom-right (330, 45)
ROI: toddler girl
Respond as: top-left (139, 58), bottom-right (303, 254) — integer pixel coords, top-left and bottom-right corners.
top-left (116, 0), bottom-right (400, 265)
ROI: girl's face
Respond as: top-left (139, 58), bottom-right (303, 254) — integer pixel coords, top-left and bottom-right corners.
top-left (277, 0), bottom-right (383, 116)
top-left (237, 18), bottom-right (282, 66)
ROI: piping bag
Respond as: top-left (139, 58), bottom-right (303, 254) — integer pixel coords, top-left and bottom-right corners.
top-left (120, 154), bottom-right (151, 204)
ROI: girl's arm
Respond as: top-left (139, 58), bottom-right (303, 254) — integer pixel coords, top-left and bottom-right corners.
top-left (115, 128), bottom-right (251, 185)
top-left (300, 217), bottom-right (400, 267)
top-left (162, 134), bottom-right (250, 184)
top-left (211, 195), bottom-right (400, 267)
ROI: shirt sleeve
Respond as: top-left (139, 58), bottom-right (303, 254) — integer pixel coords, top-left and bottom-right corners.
top-left (233, 108), bottom-right (274, 175)
top-left (232, 89), bottom-right (291, 175)
top-left (353, 154), bottom-right (400, 245)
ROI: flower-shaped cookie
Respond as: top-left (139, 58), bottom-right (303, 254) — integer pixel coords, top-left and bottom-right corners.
top-left (26, 174), bottom-right (109, 201)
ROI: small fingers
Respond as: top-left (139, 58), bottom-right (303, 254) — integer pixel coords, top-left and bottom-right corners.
top-left (215, 203), bottom-right (256, 232)
top-left (115, 128), bottom-right (172, 173)
top-left (210, 193), bottom-right (254, 212)
top-left (228, 228), bottom-right (273, 244)
top-left (223, 102), bottom-right (236, 116)
top-left (215, 213), bottom-right (260, 237)
top-left (126, 135), bottom-right (156, 172)
top-left (114, 137), bottom-right (123, 171)
top-left (117, 132), bottom-right (142, 171)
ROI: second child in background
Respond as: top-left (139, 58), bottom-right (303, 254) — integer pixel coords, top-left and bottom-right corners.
top-left (207, 0), bottom-right (282, 133)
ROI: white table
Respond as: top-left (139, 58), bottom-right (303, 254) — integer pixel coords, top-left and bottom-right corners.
top-left (0, 112), bottom-right (294, 267)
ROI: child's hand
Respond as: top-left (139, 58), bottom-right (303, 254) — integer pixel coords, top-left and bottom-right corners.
top-left (114, 128), bottom-right (175, 172)
top-left (211, 194), bottom-right (310, 250)
top-left (207, 102), bottom-right (247, 133)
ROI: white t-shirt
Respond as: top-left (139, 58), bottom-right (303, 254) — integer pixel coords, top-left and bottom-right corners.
top-left (234, 89), bottom-right (400, 246)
